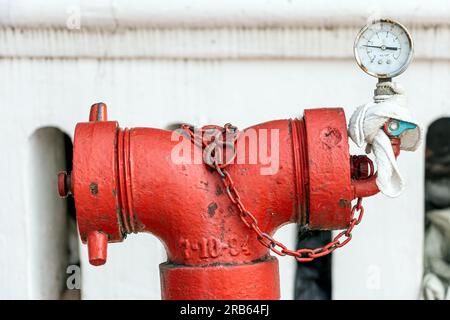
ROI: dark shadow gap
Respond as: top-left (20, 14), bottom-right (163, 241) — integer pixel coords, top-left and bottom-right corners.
top-left (423, 117), bottom-right (450, 300)
top-left (294, 229), bottom-right (332, 300)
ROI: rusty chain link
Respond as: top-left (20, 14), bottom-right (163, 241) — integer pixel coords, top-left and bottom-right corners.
top-left (181, 123), bottom-right (365, 262)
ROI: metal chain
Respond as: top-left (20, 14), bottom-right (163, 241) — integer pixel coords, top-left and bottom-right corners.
top-left (181, 124), bottom-right (365, 262)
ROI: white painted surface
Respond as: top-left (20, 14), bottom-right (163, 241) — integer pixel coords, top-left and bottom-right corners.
top-left (1, 0), bottom-right (450, 28)
top-left (0, 0), bottom-right (448, 299)
top-left (26, 128), bottom-right (69, 299)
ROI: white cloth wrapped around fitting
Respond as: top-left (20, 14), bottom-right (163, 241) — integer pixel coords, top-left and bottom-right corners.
top-left (348, 82), bottom-right (422, 197)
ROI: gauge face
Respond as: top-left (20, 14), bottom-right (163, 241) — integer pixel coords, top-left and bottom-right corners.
top-left (354, 19), bottom-right (413, 78)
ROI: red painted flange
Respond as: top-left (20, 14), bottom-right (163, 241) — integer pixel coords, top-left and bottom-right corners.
top-left (160, 257), bottom-right (280, 300)
top-left (304, 108), bottom-right (353, 229)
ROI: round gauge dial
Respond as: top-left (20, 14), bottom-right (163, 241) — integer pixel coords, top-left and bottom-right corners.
top-left (354, 19), bottom-right (413, 78)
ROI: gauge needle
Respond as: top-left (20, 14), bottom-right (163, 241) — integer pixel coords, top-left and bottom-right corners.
top-left (363, 44), bottom-right (399, 51)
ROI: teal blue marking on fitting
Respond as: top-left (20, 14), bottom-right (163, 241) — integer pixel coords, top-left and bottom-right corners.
top-left (389, 120), bottom-right (417, 137)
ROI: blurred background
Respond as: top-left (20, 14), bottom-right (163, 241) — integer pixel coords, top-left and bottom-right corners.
top-left (0, 0), bottom-right (449, 299)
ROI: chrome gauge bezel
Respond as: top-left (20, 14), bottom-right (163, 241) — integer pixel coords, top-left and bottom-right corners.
top-left (354, 19), bottom-right (414, 79)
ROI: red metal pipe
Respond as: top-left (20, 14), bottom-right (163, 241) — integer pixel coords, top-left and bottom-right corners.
top-left (61, 103), bottom-right (383, 300)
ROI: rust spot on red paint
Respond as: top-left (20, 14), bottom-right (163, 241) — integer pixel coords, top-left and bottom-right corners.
top-left (226, 205), bottom-right (236, 216)
top-left (339, 199), bottom-right (350, 208)
top-left (207, 202), bottom-right (218, 217)
top-left (89, 182), bottom-right (98, 195)
top-left (133, 218), bottom-right (146, 232)
top-left (215, 185), bottom-right (223, 196)
top-left (320, 127), bottom-right (342, 148)
top-left (200, 180), bottom-right (209, 187)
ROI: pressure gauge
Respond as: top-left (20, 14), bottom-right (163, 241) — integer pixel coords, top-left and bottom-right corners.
top-left (354, 19), bottom-right (413, 79)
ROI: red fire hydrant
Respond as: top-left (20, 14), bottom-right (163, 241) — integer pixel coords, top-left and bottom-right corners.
top-left (58, 103), bottom-right (387, 300)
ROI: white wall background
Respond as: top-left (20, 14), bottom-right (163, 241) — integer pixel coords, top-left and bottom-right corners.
top-left (0, 0), bottom-right (449, 299)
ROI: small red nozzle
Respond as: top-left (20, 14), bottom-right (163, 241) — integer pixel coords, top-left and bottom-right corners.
top-left (57, 171), bottom-right (71, 198)
top-left (87, 231), bottom-right (108, 266)
top-left (89, 102), bottom-right (108, 122)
